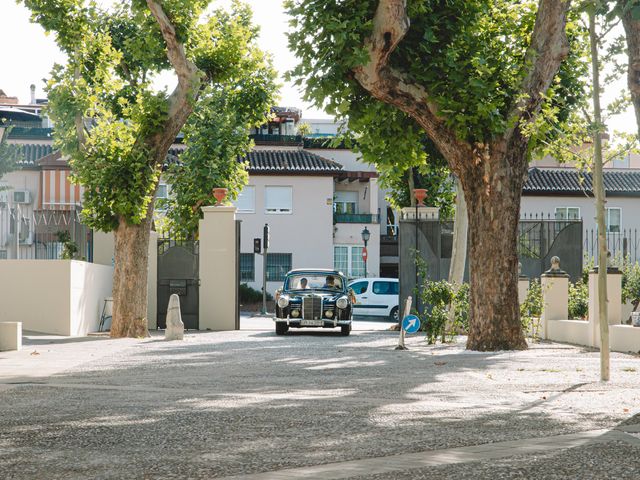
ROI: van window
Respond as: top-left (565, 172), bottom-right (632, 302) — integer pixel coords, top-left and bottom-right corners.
top-left (350, 281), bottom-right (368, 295)
top-left (373, 281), bottom-right (398, 295)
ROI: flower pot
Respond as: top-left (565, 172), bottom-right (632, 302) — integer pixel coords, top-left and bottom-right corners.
top-left (213, 188), bottom-right (228, 205)
top-left (414, 188), bottom-right (427, 206)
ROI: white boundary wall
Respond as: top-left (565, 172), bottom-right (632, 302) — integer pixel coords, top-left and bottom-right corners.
top-left (540, 269), bottom-right (640, 354)
top-left (0, 260), bottom-right (113, 336)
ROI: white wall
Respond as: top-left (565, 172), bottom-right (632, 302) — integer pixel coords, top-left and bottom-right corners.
top-left (0, 260), bottom-right (113, 336)
top-left (0, 169), bottom-right (41, 259)
top-left (521, 195), bottom-right (640, 234)
top-left (69, 261), bottom-right (114, 335)
top-left (236, 175), bottom-right (334, 294)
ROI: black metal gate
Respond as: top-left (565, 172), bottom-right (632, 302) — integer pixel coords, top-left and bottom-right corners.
top-left (157, 236), bottom-right (199, 330)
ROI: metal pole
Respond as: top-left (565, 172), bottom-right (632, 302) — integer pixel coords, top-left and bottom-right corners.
top-left (364, 238), bottom-right (368, 277)
top-left (261, 244), bottom-right (268, 315)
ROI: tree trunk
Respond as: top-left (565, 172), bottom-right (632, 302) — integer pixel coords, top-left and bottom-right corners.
top-left (446, 177), bottom-right (468, 336)
top-left (110, 216), bottom-right (152, 338)
top-left (620, 0), bottom-right (640, 138)
top-left (589, 9), bottom-right (610, 381)
top-left (462, 151), bottom-right (527, 351)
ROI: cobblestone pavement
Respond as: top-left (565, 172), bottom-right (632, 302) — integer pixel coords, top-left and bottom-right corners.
top-left (1, 329), bottom-right (639, 479)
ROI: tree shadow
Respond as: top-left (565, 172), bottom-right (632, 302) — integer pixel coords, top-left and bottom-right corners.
top-left (0, 333), bottom-right (638, 479)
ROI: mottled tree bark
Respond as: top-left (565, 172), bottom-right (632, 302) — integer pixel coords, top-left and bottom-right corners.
top-left (111, 214), bottom-right (153, 338)
top-left (353, 0), bottom-right (570, 350)
top-left (108, 1), bottom-right (201, 338)
top-left (620, 1), bottom-right (640, 138)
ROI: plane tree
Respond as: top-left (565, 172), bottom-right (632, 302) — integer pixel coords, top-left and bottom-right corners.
top-left (21, 0), bottom-right (276, 337)
top-left (286, 0), bottom-right (586, 350)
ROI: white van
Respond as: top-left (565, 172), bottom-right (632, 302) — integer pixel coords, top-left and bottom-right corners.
top-left (348, 278), bottom-right (399, 321)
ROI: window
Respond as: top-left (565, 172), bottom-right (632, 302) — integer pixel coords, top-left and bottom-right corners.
top-left (234, 186), bottom-right (255, 213)
top-left (334, 246), bottom-right (349, 274)
top-left (240, 253), bottom-right (255, 281)
top-left (334, 245), bottom-right (365, 278)
top-left (555, 207), bottom-right (580, 220)
top-left (156, 184), bottom-right (169, 200)
top-left (155, 183), bottom-right (170, 211)
top-left (373, 281), bottom-right (399, 295)
top-left (611, 156), bottom-right (630, 169)
top-left (606, 207), bottom-right (622, 233)
top-left (266, 253), bottom-right (292, 281)
top-left (350, 281), bottom-right (368, 295)
top-left (265, 186), bottom-right (292, 214)
top-left (0, 250), bottom-right (6, 260)
top-left (334, 191), bottom-right (358, 214)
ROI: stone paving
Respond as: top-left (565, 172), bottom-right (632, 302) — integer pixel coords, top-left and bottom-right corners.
top-left (1, 321), bottom-right (639, 479)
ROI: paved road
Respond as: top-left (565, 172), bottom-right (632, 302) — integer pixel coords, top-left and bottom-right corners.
top-left (1, 330), bottom-right (639, 479)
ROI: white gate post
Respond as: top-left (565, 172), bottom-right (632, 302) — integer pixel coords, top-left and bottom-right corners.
top-left (540, 256), bottom-right (569, 340)
top-left (199, 205), bottom-right (238, 330)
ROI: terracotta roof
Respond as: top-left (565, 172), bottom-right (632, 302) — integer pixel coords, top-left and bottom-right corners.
top-left (524, 167), bottom-right (640, 196)
top-left (242, 149), bottom-right (342, 175)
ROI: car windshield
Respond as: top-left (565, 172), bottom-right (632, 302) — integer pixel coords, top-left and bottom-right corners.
top-left (285, 274), bottom-right (344, 292)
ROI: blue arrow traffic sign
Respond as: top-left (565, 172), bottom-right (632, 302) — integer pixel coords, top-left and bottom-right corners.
top-left (402, 315), bottom-right (421, 334)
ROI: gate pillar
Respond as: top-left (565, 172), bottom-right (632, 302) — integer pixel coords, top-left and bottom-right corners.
top-left (199, 206), bottom-right (238, 330)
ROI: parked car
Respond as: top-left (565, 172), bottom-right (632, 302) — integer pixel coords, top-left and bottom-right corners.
top-left (273, 269), bottom-right (353, 336)
top-left (348, 278), bottom-right (400, 321)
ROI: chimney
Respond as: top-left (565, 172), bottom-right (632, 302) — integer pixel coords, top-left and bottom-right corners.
top-left (30, 84), bottom-right (36, 104)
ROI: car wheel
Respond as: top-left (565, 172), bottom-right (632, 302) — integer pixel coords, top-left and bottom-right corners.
top-left (275, 322), bottom-right (288, 335)
top-left (341, 324), bottom-right (351, 336)
top-left (389, 306), bottom-right (399, 322)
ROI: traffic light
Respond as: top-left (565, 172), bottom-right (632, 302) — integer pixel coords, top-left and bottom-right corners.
top-left (263, 223), bottom-right (270, 250)
top-left (253, 238), bottom-right (261, 254)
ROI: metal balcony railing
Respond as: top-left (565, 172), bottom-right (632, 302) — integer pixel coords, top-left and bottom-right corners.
top-left (333, 213), bottom-right (379, 224)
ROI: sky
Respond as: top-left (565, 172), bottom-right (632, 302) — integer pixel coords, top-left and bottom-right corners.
top-left (0, 1), bottom-right (636, 133)
top-left (0, 0), bottom-right (330, 119)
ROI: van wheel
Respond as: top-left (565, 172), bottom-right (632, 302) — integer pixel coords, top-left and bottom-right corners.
top-left (390, 307), bottom-right (399, 322)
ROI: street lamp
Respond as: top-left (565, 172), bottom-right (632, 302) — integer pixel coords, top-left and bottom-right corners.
top-left (361, 226), bottom-right (370, 278)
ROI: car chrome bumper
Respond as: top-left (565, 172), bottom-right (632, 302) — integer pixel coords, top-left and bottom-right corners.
top-left (273, 317), bottom-right (351, 327)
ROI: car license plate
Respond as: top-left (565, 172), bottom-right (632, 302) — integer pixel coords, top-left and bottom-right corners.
top-left (301, 319), bottom-right (324, 327)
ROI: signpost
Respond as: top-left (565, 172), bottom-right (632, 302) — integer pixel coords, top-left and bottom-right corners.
top-left (261, 224), bottom-right (270, 315)
top-left (402, 314), bottom-right (421, 334)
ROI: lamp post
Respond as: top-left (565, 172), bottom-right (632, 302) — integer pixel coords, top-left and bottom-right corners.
top-left (361, 226), bottom-right (370, 278)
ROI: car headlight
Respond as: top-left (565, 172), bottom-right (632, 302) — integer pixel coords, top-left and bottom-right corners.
top-left (277, 296), bottom-right (289, 308)
top-left (336, 296), bottom-right (348, 309)
top-left (291, 309), bottom-right (300, 318)
top-left (324, 310), bottom-right (334, 319)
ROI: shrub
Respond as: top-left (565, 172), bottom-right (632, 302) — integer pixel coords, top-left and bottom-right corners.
top-left (622, 262), bottom-right (640, 304)
top-left (239, 283), bottom-right (273, 304)
top-left (568, 280), bottom-right (588, 319)
top-left (520, 279), bottom-right (542, 338)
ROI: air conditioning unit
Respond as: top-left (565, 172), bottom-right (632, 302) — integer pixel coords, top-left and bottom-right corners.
top-left (12, 190), bottom-right (31, 204)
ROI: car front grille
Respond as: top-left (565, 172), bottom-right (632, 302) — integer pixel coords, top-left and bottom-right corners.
top-left (302, 295), bottom-right (322, 320)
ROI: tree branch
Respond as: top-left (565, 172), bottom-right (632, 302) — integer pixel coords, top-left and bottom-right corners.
top-left (506, 0), bottom-right (571, 140)
top-left (145, 0), bottom-right (202, 162)
top-left (353, 0), bottom-right (470, 175)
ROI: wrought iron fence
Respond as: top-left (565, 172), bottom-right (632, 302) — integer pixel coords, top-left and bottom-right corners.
top-left (584, 229), bottom-right (640, 265)
top-left (0, 205), bottom-right (92, 261)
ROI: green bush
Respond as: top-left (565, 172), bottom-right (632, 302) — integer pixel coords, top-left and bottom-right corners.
top-left (568, 280), bottom-right (588, 319)
top-left (622, 262), bottom-right (640, 304)
top-left (239, 283), bottom-right (273, 304)
top-left (416, 279), bottom-right (470, 344)
top-left (520, 279), bottom-right (542, 337)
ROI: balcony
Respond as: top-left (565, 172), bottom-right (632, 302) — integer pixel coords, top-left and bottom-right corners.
top-left (333, 213), bottom-right (379, 224)
top-left (249, 133), bottom-right (302, 146)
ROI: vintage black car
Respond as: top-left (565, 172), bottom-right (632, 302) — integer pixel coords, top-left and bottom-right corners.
top-left (274, 269), bottom-right (353, 335)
